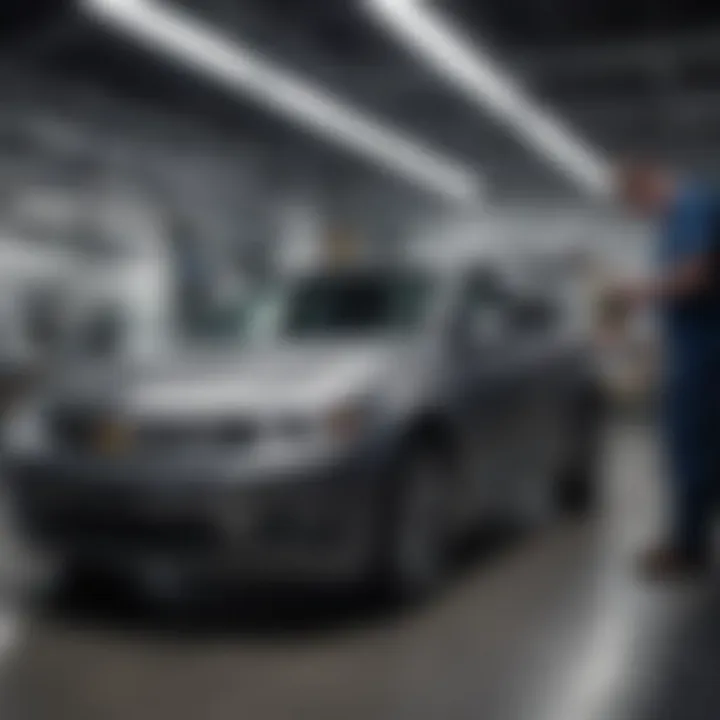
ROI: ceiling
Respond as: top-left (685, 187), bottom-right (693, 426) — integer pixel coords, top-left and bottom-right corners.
top-left (3, 0), bottom-right (720, 199)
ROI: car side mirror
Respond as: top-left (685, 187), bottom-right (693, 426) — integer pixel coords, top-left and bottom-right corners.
top-left (510, 299), bottom-right (554, 335)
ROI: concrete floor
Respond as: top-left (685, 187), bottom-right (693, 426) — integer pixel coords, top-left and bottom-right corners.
top-left (0, 420), bottom-right (718, 720)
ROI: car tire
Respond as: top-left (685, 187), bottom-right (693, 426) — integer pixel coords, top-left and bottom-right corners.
top-left (556, 394), bottom-right (603, 517)
top-left (375, 445), bottom-right (449, 603)
top-left (58, 557), bottom-right (117, 600)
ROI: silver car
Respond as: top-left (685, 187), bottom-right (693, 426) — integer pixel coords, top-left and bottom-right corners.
top-left (4, 264), bottom-right (602, 599)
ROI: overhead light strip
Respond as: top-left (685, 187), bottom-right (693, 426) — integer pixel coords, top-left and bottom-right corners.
top-left (364, 0), bottom-right (611, 197)
top-left (81, 0), bottom-right (483, 203)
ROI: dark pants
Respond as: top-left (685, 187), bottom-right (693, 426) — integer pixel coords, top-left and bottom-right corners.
top-left (664, 347), bottom-right (720, 560)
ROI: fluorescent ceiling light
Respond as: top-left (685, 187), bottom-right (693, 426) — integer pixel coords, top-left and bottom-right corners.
top-left (365, 0), bottom-right (611, 198)
top-left (81, 0), bottom-right (483, 203)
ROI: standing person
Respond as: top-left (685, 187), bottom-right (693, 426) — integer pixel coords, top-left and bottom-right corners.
top-left (615, 161), bottom-right (720, 579)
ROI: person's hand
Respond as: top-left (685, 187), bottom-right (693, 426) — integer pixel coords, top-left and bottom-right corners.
top-left (594, 281), bottom-right (651, 347)
top-left (605, 281), bottom-right (654, 313)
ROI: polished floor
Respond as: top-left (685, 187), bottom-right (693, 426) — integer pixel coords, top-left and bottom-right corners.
top-left (0, 420), bottom-right (718, 720)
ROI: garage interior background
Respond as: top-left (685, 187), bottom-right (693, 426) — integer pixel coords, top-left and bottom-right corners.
top-left (0, 0), bottom-right (719, 363)
top-left (6, 3), bottom-right (713, 255)
top-left (2, 3), bottom-right (720, 720)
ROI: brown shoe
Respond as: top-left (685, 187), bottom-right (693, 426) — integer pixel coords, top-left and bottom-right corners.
top-left (636, 545), bottom-right (709, 583)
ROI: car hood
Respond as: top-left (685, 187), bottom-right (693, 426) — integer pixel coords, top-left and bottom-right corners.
top-left (50, 340), bottom-right (411, 418)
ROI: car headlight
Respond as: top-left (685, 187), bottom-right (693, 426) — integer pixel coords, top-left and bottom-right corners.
top-left (319, 392), bottom-right (387, 449)
top-left (258, 399), bottom-right (378, 456)
top-left (3, 403), bottom-right (48, 454)
top-left (325, 401), bottom-right (375, 445)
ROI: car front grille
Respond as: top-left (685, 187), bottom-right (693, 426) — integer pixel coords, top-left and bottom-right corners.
top-left (50, 410), bottom-right (260, 454)
top-left (68, 516), bottom-right (216, 551)
top-left (137, 419), bottom-right (259, 450)
top-left (41, 505), bottom-right (220, 552)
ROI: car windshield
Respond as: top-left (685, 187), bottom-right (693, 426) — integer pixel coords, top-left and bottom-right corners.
top-left (187, 270), bottom-right (437, 344)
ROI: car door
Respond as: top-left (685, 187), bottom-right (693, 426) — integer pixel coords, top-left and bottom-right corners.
top-left (501, 293), bottom-right (575, 511)
top-left (449, 270), bottom-right (528, 519)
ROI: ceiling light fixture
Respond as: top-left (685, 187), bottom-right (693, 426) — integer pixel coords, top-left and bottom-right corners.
top-left (364, 0), bottom-right (611, 198)
top-left (81, 0), bottom-right (483, 203)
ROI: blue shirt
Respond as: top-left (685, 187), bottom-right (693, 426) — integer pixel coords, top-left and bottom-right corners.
top-left (659, 182), bottom-right (720, 360)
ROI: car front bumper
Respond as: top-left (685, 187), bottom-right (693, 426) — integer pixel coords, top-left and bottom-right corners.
top-left (4, 450), bottom-right (384, 585)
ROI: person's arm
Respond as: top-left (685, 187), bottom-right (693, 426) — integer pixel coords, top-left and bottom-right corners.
top-left (623, 195), bottom-right (716, 306)
top-left (639, 255), bottom-right (712, 302)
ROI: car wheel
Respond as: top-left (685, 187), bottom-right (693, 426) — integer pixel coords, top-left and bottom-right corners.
top-left (58, 557), bottom-right (117, 600)
top-left (376, 446), bottom-right (449, 603)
